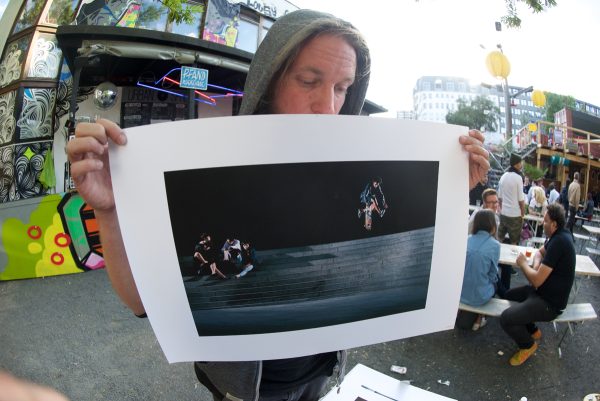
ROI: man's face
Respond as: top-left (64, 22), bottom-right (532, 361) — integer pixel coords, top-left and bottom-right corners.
top-left (483, 194), bottom-right (499, 212)
top-left (543, 212), bottom-right (557, 237)
top-left (272, 34), bottom-right (357, 115)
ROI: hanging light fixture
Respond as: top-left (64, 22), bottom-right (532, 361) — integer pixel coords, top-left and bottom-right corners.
top-left (531, 89), bottom-right (546, 107)
top-left (485, 51), bottom-right (511, 79)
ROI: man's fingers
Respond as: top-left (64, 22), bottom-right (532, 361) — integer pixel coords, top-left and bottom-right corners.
top-left (96, 118), bottom-right (127, 145)
top-left (70, 158), bottom-right (104, 179)
top-left (66, 136), bottom-right (106, 162)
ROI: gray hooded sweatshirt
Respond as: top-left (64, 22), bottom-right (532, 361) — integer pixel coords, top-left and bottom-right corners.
top-left (194, 9), bottom-right (370, 401)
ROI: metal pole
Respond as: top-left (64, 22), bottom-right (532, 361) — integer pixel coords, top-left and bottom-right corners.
top-left (504, 77), bottom-right (512, 142)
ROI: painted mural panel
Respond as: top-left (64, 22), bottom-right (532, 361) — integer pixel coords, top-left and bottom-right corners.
top-left (203, 0), bottom-right (240, 47)
top-left (74, 0), bottom-right (169, 30)
top-left (12, 0), bottom-right (46, 35)
top-left (0, 36), bottom-right (31, 89)
top-left (13, 142), bottom-right (52, 200)
top-left (0, 146), bottom-right (16, 203)
top-left (0, 192), bottom-right (105, 280)
top-left (45, 0), bottom-right (80, 25)
top-left (17, 87), bottom-right (56, 141)
top-left (27, 33), bottom-right (63, 80)
top-left (0, 90), bottom-right (17, 146)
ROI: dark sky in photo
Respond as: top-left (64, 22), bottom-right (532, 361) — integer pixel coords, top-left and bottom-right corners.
top-left (165, 161), bottom-right (438, 255)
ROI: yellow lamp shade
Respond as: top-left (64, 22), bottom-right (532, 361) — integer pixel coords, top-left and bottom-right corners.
top-left (531, 90), bottom-right (546, 107)
top-left (485, 51), bottom-right (511, 79)
top-left (527, 122), bottom-right (537, 132)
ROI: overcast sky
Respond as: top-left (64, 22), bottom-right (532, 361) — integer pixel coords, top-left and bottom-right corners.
top-left (295, 0), bottom-right (600, 117)
top-left (0, 0), bottom-right (7, 19)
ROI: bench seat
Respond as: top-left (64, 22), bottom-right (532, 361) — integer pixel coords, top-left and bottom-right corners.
top-left (459, 299), bottom-right (597, 323)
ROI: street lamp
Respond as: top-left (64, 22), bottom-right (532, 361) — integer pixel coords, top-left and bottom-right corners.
top-left (485, 47), bottom-right (512, 141)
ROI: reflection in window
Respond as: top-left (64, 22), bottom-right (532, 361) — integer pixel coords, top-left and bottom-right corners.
top-left (236, 17), bottom-right (258, 53)
top-left (75, 0), bottom-right (139, 26)
top-left (170, 1), bottom-right (205, 38)
top-left (17, 87), bottom-right (56, 141)
top-left (45, 0), bottom-right (79, 25)
top-left (12, 0), bottom-right (46, 34)
top-left (260, 18), bottom-right (273, 43)
top-left (136, 0), bottom-right (168, 31)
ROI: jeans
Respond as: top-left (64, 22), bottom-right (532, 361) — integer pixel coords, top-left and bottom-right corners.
top-left (567, 206), bottom-right (577, 234)
top-left (500, 286), bottom-right (559, 349)
top-left (238, 264), bottom-right (254, 277)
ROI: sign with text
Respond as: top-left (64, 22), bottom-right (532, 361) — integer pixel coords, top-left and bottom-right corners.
top-left (180, 66), bottom-right (208, 90)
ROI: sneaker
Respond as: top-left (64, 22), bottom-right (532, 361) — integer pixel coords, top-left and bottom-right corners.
top-left (472, 316), bottom-right (487, 331)
top-left (531, 328), bottom-right (542, 341)
top-left (509, 342), bottom-right (538, 366)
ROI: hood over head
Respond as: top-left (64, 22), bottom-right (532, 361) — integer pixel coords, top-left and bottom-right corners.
top-left (239, 9), bottom-right (371, 116)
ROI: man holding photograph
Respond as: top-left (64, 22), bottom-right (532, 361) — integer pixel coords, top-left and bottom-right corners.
top-left (67, 9), bottom-right (489, 401)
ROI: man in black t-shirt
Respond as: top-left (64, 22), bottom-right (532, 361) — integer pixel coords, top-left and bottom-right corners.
top-left (500, 204), bottom-right (575, 366)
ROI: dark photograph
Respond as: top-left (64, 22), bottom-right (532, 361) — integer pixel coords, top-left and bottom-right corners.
top-left (164, 161), bottom-right (439, 336)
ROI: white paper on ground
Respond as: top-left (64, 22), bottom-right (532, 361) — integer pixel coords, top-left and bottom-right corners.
top-left (320, 363), bottom-right (457, 401)
top-left (109, 115), bottom-right (468, 362)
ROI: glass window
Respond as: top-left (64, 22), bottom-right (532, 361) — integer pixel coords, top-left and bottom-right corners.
top-left (423, 82), bottom-right (431, 91)
top-left (45, 0), bottom-right (79, 25)
top-left (236, 17), bottom-right (258, 53)
top-left (259, 17), bottom-right (273, 43)
top-left (12, 0), bottom-right (46, 34)
top-left (170, 1), bottom-right (205, 38)
top-left (446, 81), bottom-right (454, 91)
top-left (135, 0), bottom-right (169, 31)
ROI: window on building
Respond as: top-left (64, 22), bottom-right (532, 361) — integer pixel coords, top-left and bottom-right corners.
top-left (260, 17), bottom-right (273, 43)
top-left (236, 9), bottom-right (260, 53)
top-left (423, 82), bottom-right (431, 91)
top-left (446, 81), bottom-right (455, 91)
top-left (435, 79), bottom-right (442, 90)
top-left (169, 0), bottom-right (205, 38)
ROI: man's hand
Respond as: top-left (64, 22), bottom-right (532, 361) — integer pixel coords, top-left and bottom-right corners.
top-left (0, 371), bottom-right (69, 401)
top-left (459, 129), bottom-right (490, 190)
top-left (66, 118), bottom-right (127, 212)
top-left (516, 253), bottom-right (528, 268)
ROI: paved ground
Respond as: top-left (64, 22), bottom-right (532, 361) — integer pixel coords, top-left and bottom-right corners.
top-left (1, 227), bottom-right (599, 401)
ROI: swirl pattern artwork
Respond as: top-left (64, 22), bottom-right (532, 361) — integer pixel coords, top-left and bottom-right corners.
top-left (17, 88), bottom-right (56, 141)
top-left (13, 142), bottom-right (51, 200)
top-left (0, 37), bottom-right (30, 88)
top-left (27, 34), bottom-right (63, 79)
top-left (0, 145), bottom-right (15, 202)
top-left (0, 90), bottom-right (17, 145)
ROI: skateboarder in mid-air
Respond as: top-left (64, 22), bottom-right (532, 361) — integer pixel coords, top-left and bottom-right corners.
top-left (358, 177), bottom-right (388, 230)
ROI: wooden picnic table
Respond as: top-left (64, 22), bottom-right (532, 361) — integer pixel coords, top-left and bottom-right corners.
top-left (499, 243), bottom-right (600, 277)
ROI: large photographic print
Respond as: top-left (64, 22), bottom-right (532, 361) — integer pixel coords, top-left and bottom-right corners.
top-left (165, 161), bottom-right (438, 336)
top-left (110, 115), bottom-right (468, 362)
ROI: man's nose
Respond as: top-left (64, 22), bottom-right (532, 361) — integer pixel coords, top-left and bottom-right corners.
top-left (311, 87), bottom-right (336, 114)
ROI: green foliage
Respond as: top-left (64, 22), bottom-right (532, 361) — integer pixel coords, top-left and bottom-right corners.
top-left (523, 161), bottom-right (547, 180)
top-left (138, 4), bottom-right (167, 24)
top-left (501, 0), bottom-right (557, 28)
top-left (445, 96), bottom-right (500, 131)
top-left (160, 0), bottom-right (205, 24)
top-left (543, 92), bottom-right (576, 123)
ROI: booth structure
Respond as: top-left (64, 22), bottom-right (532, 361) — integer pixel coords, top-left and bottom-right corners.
top-left (526, 108), bottom-right (600, 198)
top-left (0, 0), bottom-right (386, 280)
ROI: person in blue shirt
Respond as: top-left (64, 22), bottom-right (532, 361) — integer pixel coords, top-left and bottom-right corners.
top-left (461, 209), bottom-right (501, 330)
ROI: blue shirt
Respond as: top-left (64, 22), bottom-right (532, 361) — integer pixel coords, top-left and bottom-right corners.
top-left (460, 231), bottom-right (500, 306)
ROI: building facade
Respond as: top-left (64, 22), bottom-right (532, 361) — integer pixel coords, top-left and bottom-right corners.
top-left (412, 75), bottom-right (544, 145)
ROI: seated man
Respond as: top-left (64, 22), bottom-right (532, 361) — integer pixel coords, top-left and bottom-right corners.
top-left (500, 204), bottom-right (575, 366)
